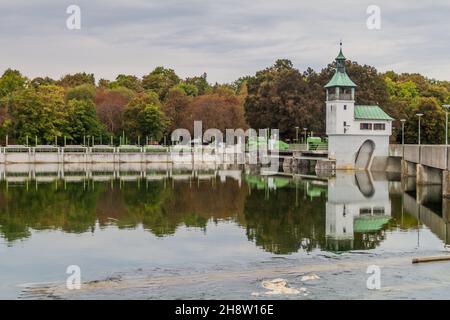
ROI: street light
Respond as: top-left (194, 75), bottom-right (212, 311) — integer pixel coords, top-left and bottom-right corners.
top-left (295, 126), bottom-right (299, 144)
top-left (303, 128), bottom-right (308, 144)
top-left (400, 119), bottom-right (406, 145)
top-left (416, 113), bottom-right (423, 145)
top-left (443, 105), bottom-right (450, 145)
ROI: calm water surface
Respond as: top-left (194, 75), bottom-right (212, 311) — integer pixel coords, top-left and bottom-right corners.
top-left (0, 164), bottom-right (449, 299)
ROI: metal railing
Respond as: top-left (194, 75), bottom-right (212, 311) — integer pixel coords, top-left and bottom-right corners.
top-left (308, 143), bottom-right (328, 151)
top-left (328, 93), bottom-right (353, 101)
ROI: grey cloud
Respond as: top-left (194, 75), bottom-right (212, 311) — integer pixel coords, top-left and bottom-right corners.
top-left (0, 0), bottom-right (449, 83)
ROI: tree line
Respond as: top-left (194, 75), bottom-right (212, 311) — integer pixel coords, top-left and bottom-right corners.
top-left (0, 68), bottom-right (246, 145)
top-left (244, 59), bottom-right (450, 144)
top-left (0, 58), bottom-right (449, 145)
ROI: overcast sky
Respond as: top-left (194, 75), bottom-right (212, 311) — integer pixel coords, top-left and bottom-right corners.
top-left (0, 0), bottom-right (449, 83)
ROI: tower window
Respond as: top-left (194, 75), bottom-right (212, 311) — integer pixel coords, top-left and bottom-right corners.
top-left (344, 105), bottom-right (347, 110)
top-left (360, 123), bottom-right (372, 130)
top-left (374, 123), bottom-right (386, 130)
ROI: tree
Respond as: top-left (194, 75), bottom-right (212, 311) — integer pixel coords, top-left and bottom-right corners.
top-left (173, 82), bottom-right (198, 96)
top-left (142, 67), bottom-right (180, 100)
top-left (162, 87), bottom-right (192, 133)
top-left (65, 99), bottom-right (106, 144)
top-left (66, 84), bottom-right (96, 101)
top-left (123, 92), bottom-right (168, 141)
top-left (7, 85), bottom-right (67, 144)
top-left (30, 77), bottom-right (56, 89)
top-left (183, 92), bottom-right (247, 134)
top-left (383, 71), bottom-right (450, 143)
top-left (58, 72), bottom-right (95, 88)
top-left (95, 87), bottom-right (133, 135)
top-left (185, 73), bottom-right (210, 95)
top-left (403, 97), bottom-right (445, 144)
top-left (0, 69), bottom-right (28, 98)
top-left (245, 59), bottom-right (311, 138)
top-left (110, 74), bottom-right (143, 92)
top-left (98, 78), bottom-right (111, 88)
top-left (232, 76), bottom-right (252, 93)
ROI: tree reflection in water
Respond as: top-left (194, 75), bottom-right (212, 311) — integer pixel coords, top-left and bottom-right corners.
top-left (0, 169), bottom-right (442, 254)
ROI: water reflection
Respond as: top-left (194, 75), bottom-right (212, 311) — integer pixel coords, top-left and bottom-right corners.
top-left (326, 172), bottom-right (392, 251)
top-left (0, 163), bottom-right (449, 254)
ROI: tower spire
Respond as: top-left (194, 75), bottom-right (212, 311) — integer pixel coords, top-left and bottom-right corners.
top-left (336, 41), bottom-right (346, 72)
top-left (324, 43), bottom-right (356, 89)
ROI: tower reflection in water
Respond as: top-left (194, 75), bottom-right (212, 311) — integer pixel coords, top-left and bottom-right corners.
top-left (325, 172), bottom-right (392, 252)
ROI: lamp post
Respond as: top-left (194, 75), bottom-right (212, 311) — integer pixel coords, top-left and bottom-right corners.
top-left (400, 119), bottom-right (406, 145)
top-left (416, 113), bottom-right (423, 145)
top-left (295, 126), bottom-right (299, 144)
top-left (303, 128), bottom-right (307, 144)
top-left (443, 105), bottom-right (450, 145)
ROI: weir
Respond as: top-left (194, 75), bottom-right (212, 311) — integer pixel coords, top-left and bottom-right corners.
top-left (388, 144), bottom-right (450, 198)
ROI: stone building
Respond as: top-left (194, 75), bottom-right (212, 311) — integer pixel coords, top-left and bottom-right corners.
top-left (325, 44), bottom-right (394, 170)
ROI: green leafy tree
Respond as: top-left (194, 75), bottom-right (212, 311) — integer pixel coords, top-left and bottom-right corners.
top-left (403, 97), bottom-right (445, 144)
top-left (142, 67), bottom-right (180, 100)
top-left (8, 85), bottom-right (67, 144)
top-left (0, 69), bottom-right (28, 98)
top-left (98, 78), bottom-right (111, 88)
top-left (383, 71), bottom-right (450, 143)
top-left (65, 99), bottom-right (106, 144)
top-left (173, 82), bottom-right (198, 96)
top-left (124, 92), bottom-right (168, 141)
top-left (110, 74), bottom-right (143, 92)
top-left (232, 75), bottom-right (252, 93)
top-left (66, 84), bottom-right (96, 101)
top-left (30, 77), bottom-right (56, 89)
top-left (58, 72), bottom-right (95, 88)
top-left (185, 73), bottom-right (210, 95)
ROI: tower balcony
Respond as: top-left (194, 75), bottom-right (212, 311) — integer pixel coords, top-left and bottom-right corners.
top-left (327, 93), bottom-right (353, 101)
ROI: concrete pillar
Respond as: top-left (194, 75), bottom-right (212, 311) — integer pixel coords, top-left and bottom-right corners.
top-left (401, 160), bottom-right (416, 177)
top-left (442, 198), bottom-right (450, 221)
top-left (315, 160), bottom-right (335, 171)
top-left (441, 199), bottom-right (450, 245)
top-left (401, 176), bottom-right (416, 193)
top-left (417, 164), bottom-right (442, 185)
top-left (282, 157), bottom-right (293, 173)
top-left (417, 185), bottom-right (442, 204)
top-left (443, 171), bottom-right (450, 198)
top-left (402, 192), bottom-right (420, 220)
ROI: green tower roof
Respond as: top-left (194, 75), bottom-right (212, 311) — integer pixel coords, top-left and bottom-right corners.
top-left (336, 47), bottom-right (346, 60)
top-left (354, 105), bottom-right (394, 121)
top-left (325, 71), bottom-right (357, 88)
top-left (325, 43), bottom-right (357, 88)
top-left (354, 216), bottom-right (391, 233)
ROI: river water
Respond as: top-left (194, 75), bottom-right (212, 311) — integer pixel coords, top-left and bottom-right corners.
top-left (1, 163), bottom-right (450, 299)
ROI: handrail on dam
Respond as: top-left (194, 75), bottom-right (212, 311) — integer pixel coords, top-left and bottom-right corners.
top-left (0, 145), bottom-right (174, 164)
top-left (0, 144), bottom-right (259, 164)
top-left (1, 145), bottom-right (170, 154)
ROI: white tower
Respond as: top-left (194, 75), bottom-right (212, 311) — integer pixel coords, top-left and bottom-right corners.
top-left (325, 43), bottom-right (357, 136)
top-left (325, 44), bottom-right (393, 170)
